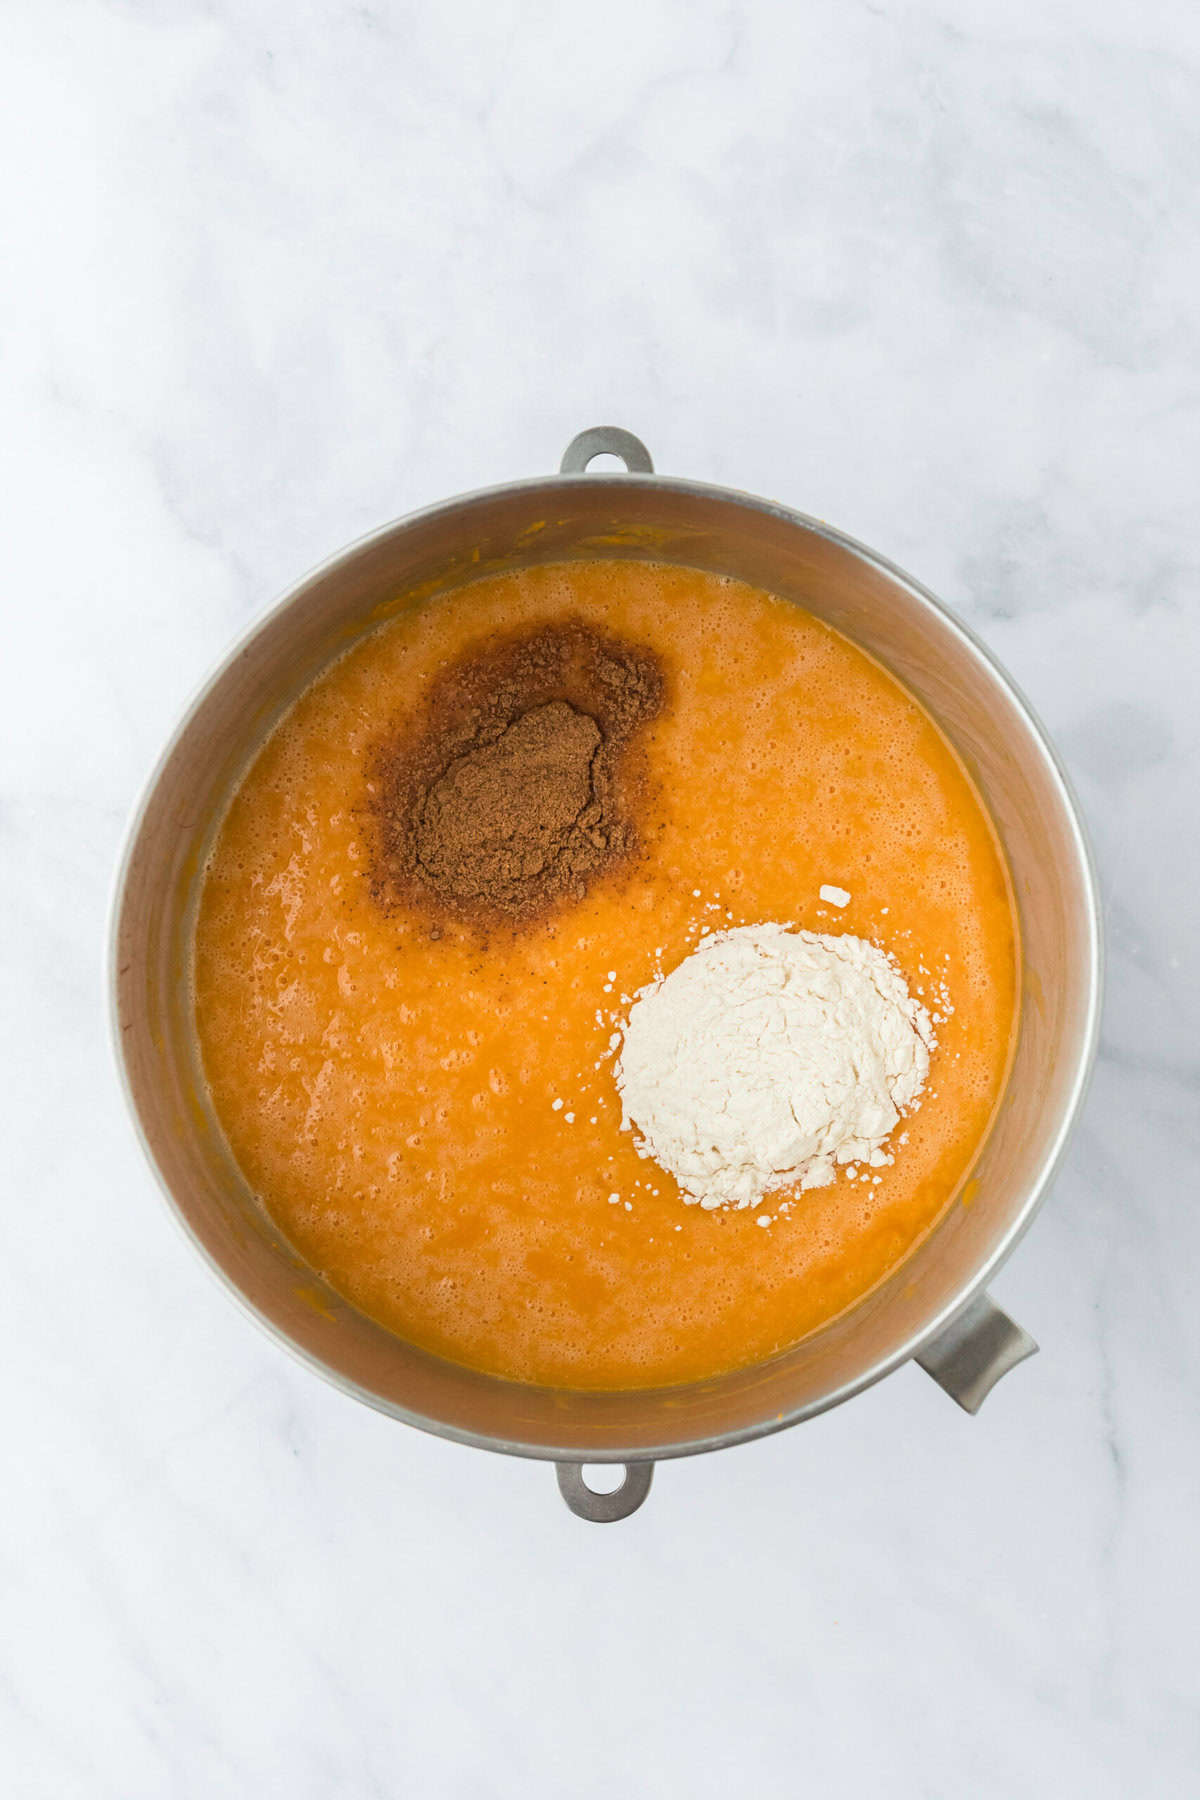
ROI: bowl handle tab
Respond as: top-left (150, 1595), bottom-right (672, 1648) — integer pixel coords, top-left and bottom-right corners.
top-left (560, 427), bottom-right (654, 475)
top-left (555, 1460), bottom-right (655, 1522)
top-left (916, 1291), bottom-right (1038, 1414)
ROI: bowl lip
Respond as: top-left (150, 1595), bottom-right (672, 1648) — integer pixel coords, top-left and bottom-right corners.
top-left (107, 468), bottom-right (1104, 1465)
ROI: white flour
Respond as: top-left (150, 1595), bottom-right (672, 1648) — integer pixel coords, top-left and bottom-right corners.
top-left (615, 923), bottom-right (935, 1210)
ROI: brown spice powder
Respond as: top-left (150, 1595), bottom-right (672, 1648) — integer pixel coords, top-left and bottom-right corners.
top-left (367, 619), bottom-right (665, 925)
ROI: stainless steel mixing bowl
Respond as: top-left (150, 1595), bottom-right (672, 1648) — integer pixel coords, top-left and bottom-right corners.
top-left (110, 427), bottom-right (1102, 1522)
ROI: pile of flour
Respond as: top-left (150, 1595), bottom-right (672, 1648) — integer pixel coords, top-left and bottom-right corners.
top-left (615, 923), bottom-right (935, 1210)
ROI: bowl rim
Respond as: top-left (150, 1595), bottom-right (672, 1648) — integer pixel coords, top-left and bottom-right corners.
top-left (107, 469), bottom-right (1104, 1463)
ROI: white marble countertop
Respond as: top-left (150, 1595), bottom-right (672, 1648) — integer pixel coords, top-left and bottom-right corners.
top-left (3, 2), bottom-right (1198, 1794)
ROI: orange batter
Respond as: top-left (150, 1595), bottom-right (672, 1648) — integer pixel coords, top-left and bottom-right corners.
top-left (192, 562), bottom-right (1017, 1389)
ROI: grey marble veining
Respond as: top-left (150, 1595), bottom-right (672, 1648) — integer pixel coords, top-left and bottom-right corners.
top-left (2, 2), bottom-right (1197, 1795)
